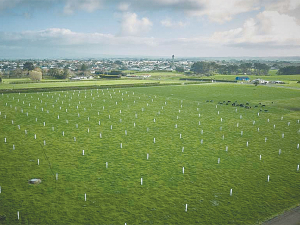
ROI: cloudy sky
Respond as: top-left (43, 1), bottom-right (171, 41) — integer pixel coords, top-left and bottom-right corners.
top-left (0, 0), bottom-right (300, 59)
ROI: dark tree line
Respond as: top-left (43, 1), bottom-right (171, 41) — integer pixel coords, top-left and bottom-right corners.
top-left (48, 68), bottom-right (68, 79)
top-left (190, 61), bottom-right (270, 75)
top-left (277, 66), bottom-right (300, 75)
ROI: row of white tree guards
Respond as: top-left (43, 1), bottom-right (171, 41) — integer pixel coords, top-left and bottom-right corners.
top-left (0, 89), bottom-right (299, 222)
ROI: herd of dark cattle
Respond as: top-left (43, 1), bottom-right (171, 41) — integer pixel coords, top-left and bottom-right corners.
top-left (206, 100), bottom-right (270, 112)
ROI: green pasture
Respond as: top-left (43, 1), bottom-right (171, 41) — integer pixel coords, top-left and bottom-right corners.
top-left (0, 83), bottom-right (300, 224)
top-left (1, 78), bottom-right (69, 84)
top-left (0, 79), bottom-right (161, 90)
top-left (268, 70), bottom-right (278, 76)
top-left (210, 74), bottom-right (300, 82)
top-left (1, 71), bottom-right (299, 92)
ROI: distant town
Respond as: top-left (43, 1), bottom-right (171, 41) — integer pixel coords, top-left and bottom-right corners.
top-left (1, 57), bottom-right (300, 80)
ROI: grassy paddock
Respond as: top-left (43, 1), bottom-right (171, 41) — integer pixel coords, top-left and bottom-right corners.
top-left (0, 83), bottom-right (299, 224)
top-left (210, 75), bottom-right (300, 82)
top-left (0, 79), bottom-right (161, 90)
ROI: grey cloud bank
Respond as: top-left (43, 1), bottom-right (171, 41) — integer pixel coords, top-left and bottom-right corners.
top-left (0, 0), bottom-right (300, 58)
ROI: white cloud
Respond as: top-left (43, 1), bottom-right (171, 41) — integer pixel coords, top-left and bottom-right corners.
top-left (0, 0), bottom-right (22, 10)
top-left (0, 0), bottom-right (260, 23)
top-left (63, 0), bottom-right (103, 14)
top-left (161, 19), bottom-right (173, 27)
top-left (120, 12), bottom-right (152, 36)
top-left (161, 18), bottom-right (187, 28)
top-left (186, 0), bottom-right (260, 23)
top-left (0, 28), bottom-right (157, 48)
top-left (264, 0), bottom-right (300, 24)
top-left (125, 0), bottom-right (260, 23)
top-left (1, 26), bottom-right (300, 58)
top-left (210, 10), bottom-right (300, 47)
top-left (0, 0), bottom-right (57, 11)
top-left (118, 2), bottom-right (130, 11)
top-left (0, 28), bottom-right (153, 57)
top-left (264, 0), bottom-right (300, 13)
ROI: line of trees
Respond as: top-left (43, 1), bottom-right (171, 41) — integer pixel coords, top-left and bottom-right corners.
top-left (277, 66), bottom-right (300, 75)
top-left (8, 62), bottom-right (44, 80)
top-left (190, 61), bottom-right (270, 75)
top-left (47, 67), bottom-right (69, 79)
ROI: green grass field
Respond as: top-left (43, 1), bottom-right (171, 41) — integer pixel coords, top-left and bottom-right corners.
top-left (210, 74), bottom-right (300, 82)
top-left (1, 71), bottom-right (299, 91)
top-left (0, 79), bottom-right (163, 90)
top-left (0, 83), bottom-right (300, 224)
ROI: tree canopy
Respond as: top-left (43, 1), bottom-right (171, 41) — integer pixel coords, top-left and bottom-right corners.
top-left (114, 60), bottom-right (123, 65)
top-left (277, 66), bottom-right (300, 75)
top-left (48, 68), bottom-right (67, 79)
top-left (9, 68), bottom-right (23, 78)
top-left (175, 66), bottom-right (184, 73)
top-left (23, 62), bottom-right (34, 71)
top-left (29, 70), bottom-right (42, 81)
top-left (190, 62), bottom-right (211, 74)
top-left (190, 61), bottom-right (270, 75)
top-left (80, 64), bottom-right (88, 71)
top-left (254, 63), bottom-right (270, 75)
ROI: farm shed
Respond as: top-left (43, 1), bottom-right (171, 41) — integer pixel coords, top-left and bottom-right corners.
top-left (235, 76), bottom-right (250, 81)
top-left (252, 79), bottom-right (269, 84)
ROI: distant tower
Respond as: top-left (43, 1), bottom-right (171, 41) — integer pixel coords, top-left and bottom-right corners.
top-left (172, 55), bottom-right (175, 68)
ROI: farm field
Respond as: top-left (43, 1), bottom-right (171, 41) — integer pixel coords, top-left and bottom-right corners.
top-left (0, 79), bottom-right (163, 90)
top-left (0, 83), bottom-right (300, 224)
top-left (207, 74), bottom-right (300, 82)
top-left (1, 72), bottom-right (299, 92)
